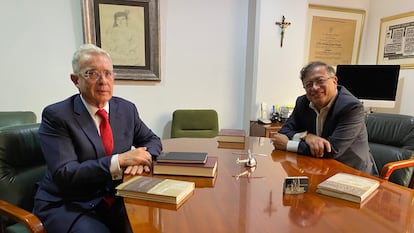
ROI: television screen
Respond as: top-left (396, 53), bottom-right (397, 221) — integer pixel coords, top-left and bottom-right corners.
top-left (336, 65), bottom-right (400, 104)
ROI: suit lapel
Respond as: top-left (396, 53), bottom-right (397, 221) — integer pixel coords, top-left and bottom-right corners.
top-left (73, 95), bottom-right (106, 157)
top-left (108, 98), bottom-right (122, 140)
top-left (321, 92), bottom-right (340, 138)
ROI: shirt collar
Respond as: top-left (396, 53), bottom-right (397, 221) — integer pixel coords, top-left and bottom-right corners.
top-left (79, 95), bottom-right (110, 118)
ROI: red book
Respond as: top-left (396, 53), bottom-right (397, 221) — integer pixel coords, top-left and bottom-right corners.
top-left (217, 129), bottom-right (246, 143)
top-left (218, 141), bottom-right (245, 149)
top-left (153, 156), bottom-right (218, 177)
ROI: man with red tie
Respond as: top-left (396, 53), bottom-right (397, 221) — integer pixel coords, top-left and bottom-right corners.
top-left (33, 44), bottom-right (162, 233)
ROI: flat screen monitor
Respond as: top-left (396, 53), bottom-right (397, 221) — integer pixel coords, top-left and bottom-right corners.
top-left (336, 65), bottom-right (400, 109)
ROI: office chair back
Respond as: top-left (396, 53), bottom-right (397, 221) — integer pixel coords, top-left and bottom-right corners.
top-left (366, 113), bottom-right (414, 187)
top-left (0, 111), bottom-right (37, 129)
top-left (0, 123), bottom-right (46, 233)
top-left (171, 109), bottom-right (219, 138)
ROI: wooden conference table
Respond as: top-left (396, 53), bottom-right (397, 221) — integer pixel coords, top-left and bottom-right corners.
top-left (124, 137), bottom-right (414, 233)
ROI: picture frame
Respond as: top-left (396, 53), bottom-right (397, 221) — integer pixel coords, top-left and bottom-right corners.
top-left (81, 0), bottom-right (160, 81)
top-left (377, 11), bottom-right (414, 69)
top-left (305, 5), bottom-right (365, 66)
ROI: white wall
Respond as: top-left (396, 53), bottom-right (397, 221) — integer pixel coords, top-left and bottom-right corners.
top-left (0, 0), bottom-right (413, 139)
top-left (1, 1), bottom-right (82, 113)
top-left (115, 0), bottom-right (249, 138)
top-left (248, 0), bottom-right (309, 121)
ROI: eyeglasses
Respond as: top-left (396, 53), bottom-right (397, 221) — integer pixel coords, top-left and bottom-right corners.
top-left (78, 70), bottom-right (114, 82)
top-left (303, 77), bottom-right (332, 90)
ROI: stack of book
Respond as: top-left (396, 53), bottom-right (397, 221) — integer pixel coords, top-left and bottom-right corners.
top-left (217, 129), bottom-right (246, 149)
top-left (153, 152), bottom-right (218, 178)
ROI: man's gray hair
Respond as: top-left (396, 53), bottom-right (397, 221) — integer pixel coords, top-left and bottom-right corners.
top-left (72, 44), bottom-right (112, 73)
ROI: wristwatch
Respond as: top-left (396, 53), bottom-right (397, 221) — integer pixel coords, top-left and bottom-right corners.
top-left (300, 132), bottom-right (308, 141)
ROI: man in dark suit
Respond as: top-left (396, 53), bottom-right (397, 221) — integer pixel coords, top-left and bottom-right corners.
top-left (33, 44), bottom-right (162, 233)
top-left (272, 61), bottom-right (377, 175)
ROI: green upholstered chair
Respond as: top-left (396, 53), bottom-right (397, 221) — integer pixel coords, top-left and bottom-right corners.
top-left (366, 113), bottom-right (414, 188)
top-left (0, 111), bottom-right (36, 129)
top-left (171, 109), bottom-right (219, 138)
top-left (0, 123), bottom-right (46, 233)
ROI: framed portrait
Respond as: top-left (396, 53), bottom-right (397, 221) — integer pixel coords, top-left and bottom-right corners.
top-left (377, 11), bottom-right (414, 69)
top-left (305, 5), bottom-right (365, 66)
top-left (81, 0), bottom-right (160, 81)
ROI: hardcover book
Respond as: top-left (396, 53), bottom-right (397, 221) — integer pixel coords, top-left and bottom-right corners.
top-left (157, 152), bottom-right (208, 164)
top-left (217, 129), bottom-right (246, 143)
top-left (217, 141), bottom-right (245, 149)
top-left (316, 173), bottom-right (380, 203)
top-left (154, 174), bottom-right (218, 188)
top-left (153, 156), bottom-right (218, 177)
top-left (116, 176), bottom-right (195, 205)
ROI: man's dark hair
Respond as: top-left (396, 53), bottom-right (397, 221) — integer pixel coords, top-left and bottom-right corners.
top-left (300, 61), bottom-right (336, 81)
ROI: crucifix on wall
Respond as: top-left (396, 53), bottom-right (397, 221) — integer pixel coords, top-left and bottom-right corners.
top-left (275, 15), bottom-right (291, 47)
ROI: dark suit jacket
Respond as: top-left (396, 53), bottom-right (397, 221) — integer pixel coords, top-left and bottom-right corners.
top-left (33, 94), bottom-right (162, 233)
top-left (279, 86), bottom-right (377, 175)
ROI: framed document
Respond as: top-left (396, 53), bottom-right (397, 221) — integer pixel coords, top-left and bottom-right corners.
top-left (377, 11), bottom-right (414, 69)
top-left (81, 0), bottom-right (160, 81)
top-left (305, 5), bottom-right (365, 66)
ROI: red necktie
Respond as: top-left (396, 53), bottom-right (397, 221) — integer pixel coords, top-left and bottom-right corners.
top-left (96, 109), bottom-right (115, 207)
top-left (96, 109), bottom-right (113, 156)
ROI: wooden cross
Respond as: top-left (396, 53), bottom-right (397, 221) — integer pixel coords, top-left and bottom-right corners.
top-left (275, 15), bottom-right (291, 47)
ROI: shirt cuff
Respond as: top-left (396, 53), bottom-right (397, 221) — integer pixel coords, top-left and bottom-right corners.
top-left (110, 154), bottom-right (123, 180)
top-left (286, 140), bottom-right (299, 153)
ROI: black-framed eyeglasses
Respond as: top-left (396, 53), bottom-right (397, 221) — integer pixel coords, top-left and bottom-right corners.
top-left (78, 70), bottom-right (114, 82)
top-left (303, 77), bottom-right (332, 90)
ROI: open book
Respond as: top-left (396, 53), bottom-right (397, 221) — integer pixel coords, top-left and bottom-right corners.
top-left (316, 173), bottom-right (380, 203)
